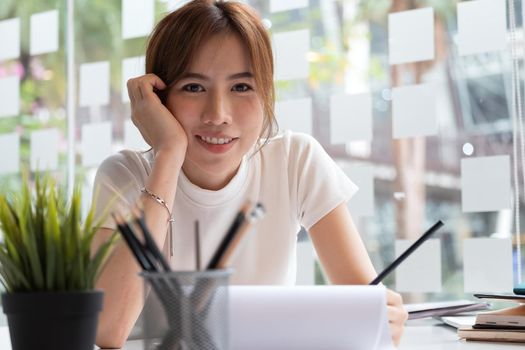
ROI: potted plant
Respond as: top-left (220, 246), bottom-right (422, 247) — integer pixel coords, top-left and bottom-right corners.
top-left (0, 174), bottom-right (118, 350)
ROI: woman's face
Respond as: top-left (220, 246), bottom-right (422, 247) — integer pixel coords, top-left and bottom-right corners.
top-left (166, 33), bottom-right (264, 190)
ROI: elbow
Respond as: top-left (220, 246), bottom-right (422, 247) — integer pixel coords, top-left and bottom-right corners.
top-left (96, 323), bottom-right (130, 349)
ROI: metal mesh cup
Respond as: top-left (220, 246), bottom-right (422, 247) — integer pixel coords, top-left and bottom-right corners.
top-left (140, 270), bottom-right (231, 350)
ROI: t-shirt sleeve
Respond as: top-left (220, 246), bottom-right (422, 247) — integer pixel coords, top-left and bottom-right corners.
top-left (91, 151), bottom-right (149, 230)
top-left (287, 132), bottom-right (358, 231)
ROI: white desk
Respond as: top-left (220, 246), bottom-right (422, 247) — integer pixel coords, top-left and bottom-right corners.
top-left (1, 320), bottom-right (524, 349)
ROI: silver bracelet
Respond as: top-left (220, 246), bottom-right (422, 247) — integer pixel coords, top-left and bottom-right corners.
top-left (140, 187), bottom-right (175, 223)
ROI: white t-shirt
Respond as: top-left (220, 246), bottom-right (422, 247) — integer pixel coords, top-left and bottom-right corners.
top-left (92, 131), bottom-right (358, 285)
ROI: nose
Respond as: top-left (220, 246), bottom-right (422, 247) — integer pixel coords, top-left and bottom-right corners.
top-left (201, 90), bottom-right (232, 125)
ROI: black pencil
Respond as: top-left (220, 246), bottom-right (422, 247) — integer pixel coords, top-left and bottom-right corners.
top-left (369, 220), bottom-right (444, 285)
top-left (131, 206), bottom-right (171, 272)
top-left (112, 212), bottom-right (155, 272)
top-left (206, 202), bottom-right (251, 270)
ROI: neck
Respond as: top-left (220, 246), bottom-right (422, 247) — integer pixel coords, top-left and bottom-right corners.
top-left (182, 159), bottom-right (242, 191)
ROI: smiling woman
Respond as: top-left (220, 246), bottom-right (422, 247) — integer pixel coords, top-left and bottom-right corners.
top-left (90, 1), bottom-right (407, 348)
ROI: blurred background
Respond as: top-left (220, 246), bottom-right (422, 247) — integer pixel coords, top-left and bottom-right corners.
top-left (0, 0), bottom-right (524, 324)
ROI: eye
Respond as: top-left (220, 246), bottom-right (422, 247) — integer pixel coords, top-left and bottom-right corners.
top-left (232, 83), bottom-right (252, 92)
top-left (183, 84), bottom-right (204, 93)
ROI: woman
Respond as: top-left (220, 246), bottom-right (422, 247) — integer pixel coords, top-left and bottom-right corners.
top-left (91, 0), bottom-right (408, 348)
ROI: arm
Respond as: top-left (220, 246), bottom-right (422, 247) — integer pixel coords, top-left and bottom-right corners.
top-left (92, 74), bottom-right (188, 348)
top-left (92, 150), bottom-right (184, 348)
top-left (309, 203), bottom-right (408, 346)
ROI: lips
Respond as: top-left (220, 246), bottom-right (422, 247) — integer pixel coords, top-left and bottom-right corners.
top-left (195, 134), bottom-right (239, 154)
top-left (198, 135), bottom-right (235, 145)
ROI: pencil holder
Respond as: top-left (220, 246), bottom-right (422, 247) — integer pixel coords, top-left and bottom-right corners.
top-left (140, 269), bottom-right (232, 350)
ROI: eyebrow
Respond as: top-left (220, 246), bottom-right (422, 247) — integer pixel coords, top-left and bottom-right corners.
top-left (179, 72), bottom-right (254, 81)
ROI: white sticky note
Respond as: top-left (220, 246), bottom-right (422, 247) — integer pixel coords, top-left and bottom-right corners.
top-left (330, 93), bottom-right (372, 144)
top-left (274, 30), bottom-right (310, 81)
top-left (0, 18), bottom-right (20, 61)
top-left (30, 10), bottom-right (59, 55)
top-left (392, 83), bottom-right (437, 139)
top-left (395, 239), bottom-right (441, 292)
top-left (461, 155), bottom-right (511, 212)
top-left (124, 119), bottom-right (149, 150)
top-left (270, 0), bottom-right (308, 13)
top-left (0, 133), bottom-right (19, 174)
top-left (30, 128), bottom-right (59, 171)
top-left (81, 122), bottom-right (112, 167)
top-left (122, 0), bottom-right (154, 39)
top-left (79, 61), bottom-right (110, 107)
top-left (457, 0), bottom-right (506, 56)
top-left (342, 165), bottom-right (374, 217)
top-left (296, 240), bottom-right (315, 285)
top-left (388, 8), bottom-right (434, 65)
top-left (464, 238), bottom-right (513, 293)
top-left (0, 76), bottom-right (20, 118)
top-left (122, 56), bottom-right (145, 103)
top-left (275, 98), bottom-right (312, 135)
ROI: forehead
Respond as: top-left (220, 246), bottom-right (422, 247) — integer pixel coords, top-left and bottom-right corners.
top-left (188, 33), bottom-right (253, 75)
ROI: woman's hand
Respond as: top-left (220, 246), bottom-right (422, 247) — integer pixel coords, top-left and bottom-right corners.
top-left (386, 288), bottom-right (408, 347)
top-left (127, 74), bottom-right (188, 157)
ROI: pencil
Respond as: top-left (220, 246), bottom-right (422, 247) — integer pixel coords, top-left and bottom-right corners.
top-left (112, 211), bottom-right (155, 272)
top-left (195, 220), bottom-right (201, 271)
top-left (131, 206), bottom-right (171, 272)
top-left (215, 203), bottom-right (265, 269)
top-left (369, 220), bottom-right (444, 285)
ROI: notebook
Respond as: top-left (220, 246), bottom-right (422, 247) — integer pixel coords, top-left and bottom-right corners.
top-left (458, 326), bottom-right (525, 342)
top-left (405, 300), bottom-right (491, 320)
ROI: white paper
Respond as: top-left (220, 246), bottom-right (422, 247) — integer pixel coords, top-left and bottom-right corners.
top-left (461, 155), bottom-right (511, 212)
top-left (0, 18), bottom-right (20, 61)
top-left (0, 76), bottom-right (20, 118)
top-left (457, 0), bottom-right (506, 56)
top-left (275, 98), bottom-right (312, 135)
top-left (122, 56), bottom-right (145, 102)
top-left (229, 286), bottom-right (393, 350)
top-left (79, 61), bottom-right (110, 107)
top-left (388, 8), bottom-right (434, 65)
top-left (124, 119), bottom-right (149, 150)
top-left (122, 0), bottom-right (154, 39)
top-left (273, 30), bottom-right (310, 81)
top-left (30, 128), bottom-right (59, 171)
top-left (342, 164), bottom-right (374, 217)
top-left (0, 133), bottom-right (19, 174)
top-left (463, 238), bottom-right (513, 293)
top-left (392, 83), bottom-right (437, 139)
top-left (81, 122), bottom-right (112, 167)
top-left (296, 240), bottom-right (315, 285)
top-left (30, 10), bottom-right (59, 55)
top-left (330, 93), bottom-right (372, 144)
top-left (395, 239), bottom-right (442, 292)
top-left (270, 0), bottom-right (308, 13)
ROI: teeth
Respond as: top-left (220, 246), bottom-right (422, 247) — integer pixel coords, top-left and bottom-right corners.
top-left (200, 136), bottom-right (233, 145)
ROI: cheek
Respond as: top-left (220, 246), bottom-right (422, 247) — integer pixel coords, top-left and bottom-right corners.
top-left (166, 96), bottom-right (198, 126)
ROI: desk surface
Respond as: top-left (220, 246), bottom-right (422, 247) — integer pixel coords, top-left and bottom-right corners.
top-left (1, 320), bottom-right (524, 349)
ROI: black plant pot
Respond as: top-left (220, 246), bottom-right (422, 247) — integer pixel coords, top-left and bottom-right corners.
top-left (1, 290), bottom-right (103, 350)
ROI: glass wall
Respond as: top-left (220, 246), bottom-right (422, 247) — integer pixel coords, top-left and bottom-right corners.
top-left (0, 0), bottom-right (524, 325)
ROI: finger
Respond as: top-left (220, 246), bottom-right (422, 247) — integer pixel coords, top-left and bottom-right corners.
top-left (140, 75), bottom-right (167, 102)
top-left (387, 305), bottom-right (409, 323)
top-left (126, 78), bottom-right (138, 103)
top-left (386, 289), bottom-right (403, 305)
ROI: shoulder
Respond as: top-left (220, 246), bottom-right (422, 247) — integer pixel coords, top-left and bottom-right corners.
top-left (260, 131), bottom-right (322, 158)
top-left (97, 149), bottom-right (153, 179)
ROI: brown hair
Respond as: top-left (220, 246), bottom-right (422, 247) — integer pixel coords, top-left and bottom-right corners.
top-left (145, 0), bottom-right (277, 142)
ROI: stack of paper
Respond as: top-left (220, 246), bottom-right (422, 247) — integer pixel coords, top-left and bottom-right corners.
top-left (458, 293), bottom-right (525, 343)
